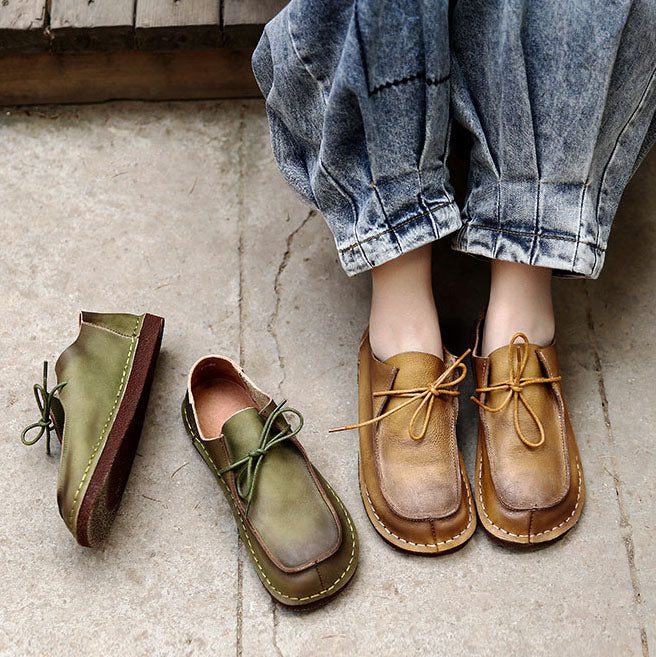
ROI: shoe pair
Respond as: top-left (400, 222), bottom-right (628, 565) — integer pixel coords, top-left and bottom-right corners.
top-left (337, 323), bottom-right (585, 553)
top-left (21, 311), bottom-right (357, 607)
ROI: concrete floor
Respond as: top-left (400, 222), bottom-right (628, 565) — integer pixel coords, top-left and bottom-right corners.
top-left (0, 100), bottom-right (653, 657)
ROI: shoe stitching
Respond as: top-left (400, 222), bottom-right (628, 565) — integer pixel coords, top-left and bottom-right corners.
top-left (315, 565), bottom-right (325, 590)
top-left (536, 349), bottom-right (571, 500)
top-left (67, 318), bottom-right (140, 530)
top-left (477, 450), bottom-right (582, 539)
top-left (183, 405), bottom-right (357, 603)
top-left (80, 320), bottom-right (138, 340)
top-left (363, 473), bottom-right (473, 548)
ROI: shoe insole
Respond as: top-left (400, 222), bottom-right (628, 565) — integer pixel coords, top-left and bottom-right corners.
top-left (193, 377), bottom-right (255, 439)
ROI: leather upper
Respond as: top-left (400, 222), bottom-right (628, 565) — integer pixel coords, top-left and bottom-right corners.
top-left (182, 355), bottom-right (358, 605)
top-left (374, 351), bottom-right (461, 520)
top-left (357, 330), bottom-right (475, 553)
top-left (197, 405), bottom-right (341, 572)
top-left (472, 327), bottom-right (585, 544)
top-left (474, 343), bottom-right (569, 509)
top-left (54, 312), bottom-right (145, 535)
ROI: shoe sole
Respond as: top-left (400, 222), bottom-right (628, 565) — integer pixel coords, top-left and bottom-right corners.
top-left (75, 313), bottom-right (165, 547)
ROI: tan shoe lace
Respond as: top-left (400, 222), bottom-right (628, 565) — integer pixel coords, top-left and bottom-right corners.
top-left (330, 349), bottom-right (471, 441)
top-left (470, 332), bottom-right (561, 448)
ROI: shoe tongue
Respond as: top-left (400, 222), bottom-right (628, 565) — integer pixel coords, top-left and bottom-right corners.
top-left (385, 351), bottom-right (446, 390)
top-left (488, 341), bottom-right (543, 383)
top-left (221, 407), bottom-right (265, 461)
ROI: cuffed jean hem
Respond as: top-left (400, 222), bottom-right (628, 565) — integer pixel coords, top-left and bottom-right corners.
top-left (452, 223), bottom-right (606, 278)
top-left (453, 177), bottom-right (607, 278)
top-left (338, 199), bottom-right (462, 276)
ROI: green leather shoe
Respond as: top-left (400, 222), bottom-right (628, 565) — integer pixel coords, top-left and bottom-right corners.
top-left (182, 356), bottom-right (358, 607)
top-left (21, 311), bottom-right (165, 547)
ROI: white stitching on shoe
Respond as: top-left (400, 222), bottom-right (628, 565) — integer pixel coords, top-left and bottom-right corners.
top-left (477, 450), bottom-right (582, 539)
top-left (363, 473), bottom-right (473, 548)
top-left (67, 317), bottom-right (140, 530)
top-left (80, 320), bottom-right (138, 339)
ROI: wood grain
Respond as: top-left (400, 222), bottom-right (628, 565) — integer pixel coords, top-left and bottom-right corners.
top-left (0, 0), bottom-right (282, 54)
top-left (223, 0), bottom-right (285, 26)
top-left (50, 0), bottom-right (136, 51)
top-left (136, 0), bottom-right (220, 50)
top-left (0, 48), bottom-right (261, 105)
top-left (0, 0), bottom-right (47, 52)
top-left (223, 0), bottom-right (285, 48)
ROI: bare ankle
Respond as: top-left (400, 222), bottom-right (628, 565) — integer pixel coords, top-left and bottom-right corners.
top-left (368, 246), bottom-right (443, 360)
top-left (482, 260), bottom-right (555, 355)
top-left (369, 317), bottom-right (443, 361)
top-left (482, 308), bottom-right (555, 355)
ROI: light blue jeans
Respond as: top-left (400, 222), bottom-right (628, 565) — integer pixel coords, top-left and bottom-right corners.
top-left (252, 0), bottom-right (656, 278)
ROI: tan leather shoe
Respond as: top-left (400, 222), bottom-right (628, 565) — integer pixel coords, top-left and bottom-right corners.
top-left (331, 330), bottom-right (475, 554)
top-left (471, 325), bottom-right (585, 546)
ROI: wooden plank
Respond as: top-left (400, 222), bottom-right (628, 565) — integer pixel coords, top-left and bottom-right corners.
top-left (135, 0), bottom-right (220, 50)
top-left (49, 0), bottom-right (136, 52)
top-left (223, 0), bottom-right (285, 48)
top-left (0, 0), bottom-right (47, 52)
top-left (0, 48), bottom-right (260, 105)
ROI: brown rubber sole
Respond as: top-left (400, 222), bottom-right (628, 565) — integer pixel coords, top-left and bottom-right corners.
top-left (75, 313), bottom-right (165, 547)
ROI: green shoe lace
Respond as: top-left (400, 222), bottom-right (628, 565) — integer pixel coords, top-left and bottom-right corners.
top-left (20, 361), bottom-right (67, 456)
top-left (219, 399), bottom-right (304, 513)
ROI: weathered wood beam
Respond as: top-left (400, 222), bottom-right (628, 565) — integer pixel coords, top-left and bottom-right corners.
top-left (136, 0), bottom-right (220, 50)
top-left (49, 0), bottom-right (136, 52)
top-left (223, 0), bottom-right (285, 48)
top-left (0, 0), bottom-right (48, 53)
top-left (0, 48), bottom-right (261, 105)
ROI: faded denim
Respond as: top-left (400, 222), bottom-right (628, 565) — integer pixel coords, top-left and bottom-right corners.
top-left (253, 1), bottom-right (656, 278)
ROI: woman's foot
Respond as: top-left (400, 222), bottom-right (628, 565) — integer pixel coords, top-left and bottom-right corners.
top-left (369, 245), bottom-right (443, 361)
top-left (348, 333), bottom-right (476, 554)
top-left (473, 259), bottom-right (585, 546)
top-left (482, 260), bottom-right (555, 355)
top-left (343, 244), bottom-right (475, 553)
top-left (471, 325), bottom-right (586, 546)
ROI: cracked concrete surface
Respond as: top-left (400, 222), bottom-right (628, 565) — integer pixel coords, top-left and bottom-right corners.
top-left (1, 100), bottom-right (654, 657)
top-left (267, 209), bottom-right (316, 390)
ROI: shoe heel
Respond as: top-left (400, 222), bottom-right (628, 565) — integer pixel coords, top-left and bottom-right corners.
top-left (75, 313), bottom-right (165, 547)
